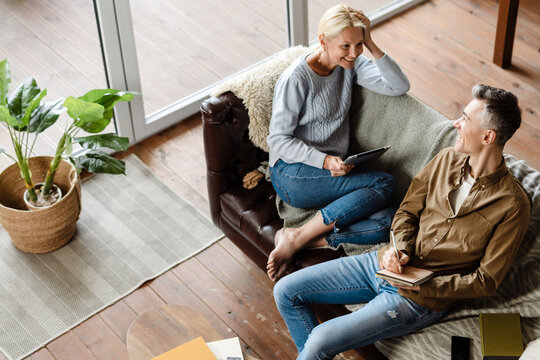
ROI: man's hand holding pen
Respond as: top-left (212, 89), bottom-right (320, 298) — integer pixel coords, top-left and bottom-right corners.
top-left (379, 230), bottom-right (420, 292)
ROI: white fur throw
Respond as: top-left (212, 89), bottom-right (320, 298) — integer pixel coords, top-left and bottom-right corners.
top-left (211, 46), bottom-right (312, 152)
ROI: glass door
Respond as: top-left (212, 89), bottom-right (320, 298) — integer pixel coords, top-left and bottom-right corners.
top-left (95, 0), bottom-right (427, 143)
top-left (0, 0), bottom-right (113, 171)
top-left (110, 0), bottom-right (288, 141)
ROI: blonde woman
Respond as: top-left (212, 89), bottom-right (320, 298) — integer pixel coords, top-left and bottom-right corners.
top-left (267, 4), bottom-right (409, 281)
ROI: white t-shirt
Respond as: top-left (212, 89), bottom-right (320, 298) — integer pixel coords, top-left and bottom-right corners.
top-left (450, 169), bottom-right (475, 214)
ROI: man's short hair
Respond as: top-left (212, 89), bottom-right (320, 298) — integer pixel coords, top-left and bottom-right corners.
top-left (472, 84), bottom-right (521, 147)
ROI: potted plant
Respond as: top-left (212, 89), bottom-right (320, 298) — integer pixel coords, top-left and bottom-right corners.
top-left (0, 58), bottom-right (137, 253)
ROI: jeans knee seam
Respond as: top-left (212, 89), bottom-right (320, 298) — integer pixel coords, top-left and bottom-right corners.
top-left (291, 285), bottom-right (372, 303)
top-left (292, 303), bottom-right (316, 336)
top-left (324, 188), bottom-right (386, 225)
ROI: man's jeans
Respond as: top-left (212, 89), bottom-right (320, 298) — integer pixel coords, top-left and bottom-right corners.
top-left (273, 252), bottom-right (447, 360)
top-left (270, 160), bottom-right (395, 246)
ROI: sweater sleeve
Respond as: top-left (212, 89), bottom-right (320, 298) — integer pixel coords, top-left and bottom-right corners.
top-left (354, 53), bottom-right (410, 95)
top-left (267, 75), bottom-right (327, 168)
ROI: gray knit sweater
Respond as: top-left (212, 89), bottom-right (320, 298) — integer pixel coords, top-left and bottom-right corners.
top-left (267, 53), bottom-right (410, 168)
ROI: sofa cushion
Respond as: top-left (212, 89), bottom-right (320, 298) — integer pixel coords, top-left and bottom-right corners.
top-left (241, 200), bottom-right (280, 254)
top-left (349, 86), bottom-right (457, 203)
top-left (220, 182), bottom-right (275, 229)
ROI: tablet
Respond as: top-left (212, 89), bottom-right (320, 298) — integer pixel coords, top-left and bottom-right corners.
top-left (343, 146), bottom-right (391, 165)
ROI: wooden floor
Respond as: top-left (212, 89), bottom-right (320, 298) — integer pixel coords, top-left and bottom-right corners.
top-left (0, 0), bottom-right (538, 359)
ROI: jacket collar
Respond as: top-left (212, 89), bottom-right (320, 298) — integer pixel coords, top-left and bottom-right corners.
top-left (448, 151), bottom-right (508, 189)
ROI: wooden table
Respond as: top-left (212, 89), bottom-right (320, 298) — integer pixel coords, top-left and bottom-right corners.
top-left (126, 304), bottom-right (259, 360)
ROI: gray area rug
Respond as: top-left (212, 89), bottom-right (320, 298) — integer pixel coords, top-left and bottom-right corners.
top-left (0, 154), bottom-right (223, 360)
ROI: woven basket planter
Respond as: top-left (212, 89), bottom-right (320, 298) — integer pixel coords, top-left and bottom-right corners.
top-left (0, 157), bottom-right (81, 253)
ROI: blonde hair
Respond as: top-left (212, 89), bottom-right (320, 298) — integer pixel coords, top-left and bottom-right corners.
top-left (318, 4), bottom-right (365, 40)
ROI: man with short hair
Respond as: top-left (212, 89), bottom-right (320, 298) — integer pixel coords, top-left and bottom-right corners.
top-left (273, 84), bottom-right (531, 360)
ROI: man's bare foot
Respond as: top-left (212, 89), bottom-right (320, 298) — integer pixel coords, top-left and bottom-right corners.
top-left (267, 228), bottom-right (299, 282)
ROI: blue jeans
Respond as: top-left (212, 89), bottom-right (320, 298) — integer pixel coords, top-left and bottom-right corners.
top-left (273, 252), bottom-right (447, 360)
top-left (270, 160), bottom-right (395, 246)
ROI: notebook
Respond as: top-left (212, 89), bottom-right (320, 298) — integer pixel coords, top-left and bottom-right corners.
top-left (376, 266), bottom-right (434, 287)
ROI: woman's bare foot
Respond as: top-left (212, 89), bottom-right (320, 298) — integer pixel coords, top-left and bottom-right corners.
top-left (267, 228), bottom-right (299, 281)
top-left (266, 234), bottom-right (329, 281)
top-left (274, 228), bottom-right (285, 247)
top-left (267, 213), bottom-right (334, 281)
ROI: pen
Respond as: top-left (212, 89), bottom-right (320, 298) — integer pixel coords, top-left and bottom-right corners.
top-left (390, 230), bottom-right (402, 273)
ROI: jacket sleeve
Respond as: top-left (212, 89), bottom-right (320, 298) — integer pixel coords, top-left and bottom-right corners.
top-left (377, 159), bottom-right (432, 264)
top-left (267, 75), bottom-right (327, 168)
top-left (354, 53), bottom-right (410, 96)
top-left (411, 201), bottom-right (530, 300)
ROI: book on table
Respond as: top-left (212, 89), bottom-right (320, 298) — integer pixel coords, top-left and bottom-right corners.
top-left (479, 313), bottom-right (523, 360)
top-left (151, 336), bottom-right (245, 360)
top-left (151, 336), bottom-right (217, 360)
top-left (375, 266), bottom-right (434, 287)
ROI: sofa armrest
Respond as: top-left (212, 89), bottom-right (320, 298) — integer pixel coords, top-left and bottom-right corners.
top-left (201, 92), bottom-right (269, 225)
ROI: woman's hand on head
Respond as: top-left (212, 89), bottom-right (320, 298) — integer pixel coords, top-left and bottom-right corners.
top-left (349, 8), bottom-right (372, 43)
top-left (323, 155), bottom-right (354, 176)
top-left (348, 8), bottom-right (384, 59)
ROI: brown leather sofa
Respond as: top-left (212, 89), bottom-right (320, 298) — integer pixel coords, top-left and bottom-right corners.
top-left (201, 92), bottom-right (346, 273)
top-left (201, 91), bottom-right (388, 359)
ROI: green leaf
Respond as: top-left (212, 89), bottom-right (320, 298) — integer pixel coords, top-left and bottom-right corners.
top-left (78, 89), bottom-right (121, 103)
top-left (17, 88), bottom-right (47, 130)
top-left (0, 59), bottom-right (10, 106)
top-left (27, 98), bottom-right (64, 133)
top-left (69, 89), bottom-right (137, 133)
top-left (80, 89), bottom-right (136, 127)
top-left (8, 77), bottom-right (40, 121)
top-left (97, 92), bottom-right (135, 110)
top-left (79, 117), bottom-right (110, 133)
top-left (0, 106), bottom-right (22, 127)
top-left (64, 96), bottom-right (105, 127)
top-left (78, 88), bottom-right (136, 104)
top-left (74, 133), bottom-right (129, 151)
top-left (77, 150), bottom-right (125, 175)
